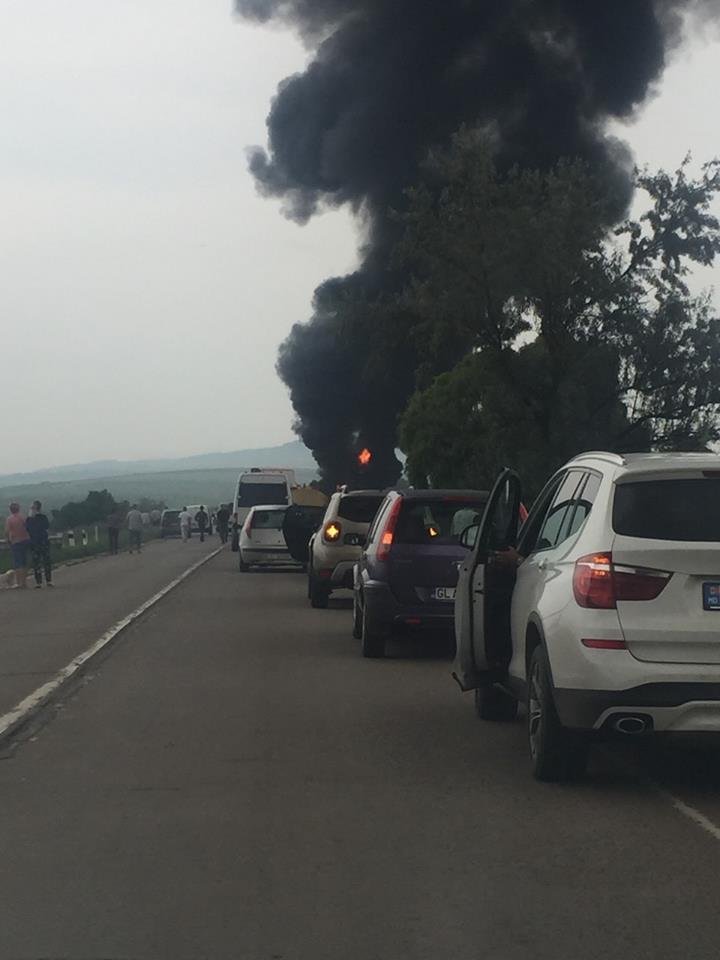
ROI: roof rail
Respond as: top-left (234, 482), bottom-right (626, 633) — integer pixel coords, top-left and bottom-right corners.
top-left (571, 451), bottom-right (626, 467)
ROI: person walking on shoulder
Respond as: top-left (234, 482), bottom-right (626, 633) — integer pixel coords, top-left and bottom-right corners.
top-left (106, 507), bottom-right (123, 555)
top-left (127, 504), bottom-right (143, 554)
top-left (4, 503), bottom-right (31, 589)
top-left (26, 500), bottom-right (53, 588)
top-left (195, 506), bottom-right (209, 543)
top-left (216, 503), bottom-right (230, 545)
top-left (179, 506), bottom-right (192, 542)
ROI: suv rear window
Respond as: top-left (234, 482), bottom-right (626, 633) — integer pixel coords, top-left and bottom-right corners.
top-left (613, 479), bottom-right (720, 542)
top-left (395, 498), bottom-right (487, 545)
top-left (338, 496), bottom-right (384, 524)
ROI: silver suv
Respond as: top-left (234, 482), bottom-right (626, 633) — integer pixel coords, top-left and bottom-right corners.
top-left (307, 490), bottom-right (385, 609)
top-left (454, 452), bottom-right (720, 782)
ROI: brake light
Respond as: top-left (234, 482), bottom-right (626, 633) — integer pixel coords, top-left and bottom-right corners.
top-left (573, 552), bottom-right (671, 609)
top-left (377, 498), bottom-right (403, 562)
top-left (324, 522), bottom-right (342, 543)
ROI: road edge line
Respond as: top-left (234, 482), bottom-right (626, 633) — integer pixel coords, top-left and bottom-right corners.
top-left (0, 547), bottom-right (224, 745)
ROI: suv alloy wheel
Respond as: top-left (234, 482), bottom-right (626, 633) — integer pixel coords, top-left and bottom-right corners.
top-left (527, 646), bottom-right (588, 782)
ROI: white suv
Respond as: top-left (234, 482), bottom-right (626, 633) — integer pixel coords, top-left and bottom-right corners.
top-left (454, 452), bottom-right (720, 782)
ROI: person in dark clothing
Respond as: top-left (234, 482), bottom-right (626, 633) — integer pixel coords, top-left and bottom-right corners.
top-left (106, 509), bottom-right (123, 555)
top-left (195, 506), bottom-right (209, 543)
top-left (216, 504), bottom-right (230, 544)
top-left (26, 500), bottom-right (53, 588)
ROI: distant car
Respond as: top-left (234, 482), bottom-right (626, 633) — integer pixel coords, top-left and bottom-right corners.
top-left (160, 509), bottom-right (181, 538)
top-left (307, 490), bottom-right (385, 608)
top-left (454, 451), bottom-right (720, 782)
top-left (353, 490), bottom-right (488, 657)
top-left (239, 504), bottom-right (294, 572)
top-left (187, 504), bottom-right (213, 536)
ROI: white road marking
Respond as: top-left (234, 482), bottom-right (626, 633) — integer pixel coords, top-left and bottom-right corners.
top-left (664, 791), bottom-right (720, 842)
top-left (0, 547), bottom-right (223, 744)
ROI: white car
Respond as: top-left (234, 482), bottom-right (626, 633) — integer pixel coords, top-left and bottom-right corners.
top-left (238, 504), bottom-right (292, 572)
top-left (454, 451), bottom-right (720, 782)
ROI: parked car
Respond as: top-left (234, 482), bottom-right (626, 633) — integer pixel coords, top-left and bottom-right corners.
top-left (454, 451), bottom-right (720, 783)
top-left (159, 509), bottom-right (181, 538)
top-left (239, 504), bottom-right (293, 572)
top-left (308, 490), bottom-right (385, 608)
top-left (353, 490), bottom-right (488, 658)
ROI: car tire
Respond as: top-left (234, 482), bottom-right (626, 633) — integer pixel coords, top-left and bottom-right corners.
top-left (239, 560), bottom-right (250, 573)
top-left (361, 607), bottom-right (386, 659)
top-left (352, 592), bottom-right (363, 640)
top-left (527, 646), bottom-right (588, 782)
top-left (474, 685), bottom-right (518, 722)
top-left (310, 577), bottom-right (330, 609)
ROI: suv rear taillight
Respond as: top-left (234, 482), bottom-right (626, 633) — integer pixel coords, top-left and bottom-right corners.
top-left (377, 498), bottom-right (403, 562)
top-left (323, 521), bottom-right (342, 544)
top-left (573, 552), bottom-right (672, 609)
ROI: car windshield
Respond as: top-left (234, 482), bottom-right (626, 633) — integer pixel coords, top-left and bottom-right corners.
top-left (338, 496), bottom-right (384, 524)
top-left (238, 482), bottom-right (288, 508)
top-left (252, 509), bottom-right (286, 530)
top-left (395, 499), bottom-right (487, 545)
top-left (613, 478), bottom-right (720, 541)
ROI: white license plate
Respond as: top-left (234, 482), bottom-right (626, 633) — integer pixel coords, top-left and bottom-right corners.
top-left (432, 587), bottom-right (456, 601)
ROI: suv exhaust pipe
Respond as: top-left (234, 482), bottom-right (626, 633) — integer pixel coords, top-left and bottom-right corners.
top-left (613, 715), bottom-right (650, 735)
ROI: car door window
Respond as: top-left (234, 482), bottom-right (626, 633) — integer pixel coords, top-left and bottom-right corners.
top-left (535, 471), bottom-right (585, 552)
top-left (560, 472), bottom-right (602, 541)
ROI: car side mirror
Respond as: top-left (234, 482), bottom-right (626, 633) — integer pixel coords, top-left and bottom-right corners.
top-left (460, 523), bottom-right (480, 550)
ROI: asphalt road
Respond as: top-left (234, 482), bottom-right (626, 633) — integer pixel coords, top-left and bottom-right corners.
top-left (1, 548), bottom-right (720, 959)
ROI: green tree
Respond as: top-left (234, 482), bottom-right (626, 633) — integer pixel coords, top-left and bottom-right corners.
top-left (397, 134), bottom-right (720, 494)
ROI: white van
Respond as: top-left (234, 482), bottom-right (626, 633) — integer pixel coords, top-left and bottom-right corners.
top-left (232, 468), bottom-right (294, 535)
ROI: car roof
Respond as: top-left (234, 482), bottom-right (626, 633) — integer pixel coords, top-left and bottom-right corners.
top-left (570, 451), bottom-right (720, 475)
top-left (395, 489), bottom-right (489, 500)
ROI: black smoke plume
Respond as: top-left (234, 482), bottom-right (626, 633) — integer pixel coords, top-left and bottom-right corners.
top-left (237, 0), bottom-right (713, 487)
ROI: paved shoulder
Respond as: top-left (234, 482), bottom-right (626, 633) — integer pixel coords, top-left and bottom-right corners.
top-left (0, 538), bottom-right (220, 718)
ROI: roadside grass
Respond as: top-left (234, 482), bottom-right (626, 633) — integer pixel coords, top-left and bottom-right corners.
top-left (0, 528), bottom-right (162, 574)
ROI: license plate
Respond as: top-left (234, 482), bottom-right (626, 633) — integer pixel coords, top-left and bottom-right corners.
top-left (433, 587), bottom-right (456, 602)
top-left (703, 582), bottom-right (720, 611)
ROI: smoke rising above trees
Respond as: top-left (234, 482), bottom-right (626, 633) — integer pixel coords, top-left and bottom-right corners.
top-left (237, 0), bottom-right (717, 486)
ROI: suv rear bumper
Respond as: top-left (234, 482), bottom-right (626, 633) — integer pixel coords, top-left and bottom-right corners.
top-left (555, 683), bottom-right (720, 732)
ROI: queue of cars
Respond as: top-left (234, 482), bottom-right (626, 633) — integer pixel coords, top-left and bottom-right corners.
top-left (230, 452), bottom-right (720, 784)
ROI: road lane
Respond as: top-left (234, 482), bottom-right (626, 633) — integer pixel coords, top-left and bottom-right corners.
top-left (1, 550), bottom-right (719, 959)
top-left (0, 537), bottom-right (218, 716)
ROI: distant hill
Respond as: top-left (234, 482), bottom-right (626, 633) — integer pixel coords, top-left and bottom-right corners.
top-left (0, 441), bottom-right (318, 485)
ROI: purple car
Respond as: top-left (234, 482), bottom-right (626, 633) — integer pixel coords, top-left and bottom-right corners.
top-left (353, 489), bottom-right (489, 657)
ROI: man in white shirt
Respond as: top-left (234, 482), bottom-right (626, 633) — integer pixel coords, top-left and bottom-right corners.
top-left (126, 505), bottom-right (144, 554)
top-left (179, 507), bottom-right (192, 542)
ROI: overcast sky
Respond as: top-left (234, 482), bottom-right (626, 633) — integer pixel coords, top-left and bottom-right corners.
top-left (1, 2), bottom-right (718, 473)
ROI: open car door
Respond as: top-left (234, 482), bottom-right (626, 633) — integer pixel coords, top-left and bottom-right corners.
top-left (282, 506), bottom-right (326, 565)
top-left (453, 469), bottom-right (522, 691)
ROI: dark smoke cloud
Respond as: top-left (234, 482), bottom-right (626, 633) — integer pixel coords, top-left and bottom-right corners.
top-left (237, 0), bottom-right (714, 486)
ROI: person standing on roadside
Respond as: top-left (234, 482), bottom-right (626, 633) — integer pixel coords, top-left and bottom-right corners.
top-left (179, 506), bottom-right (192, 542)
top-left (216, 503), bottom-right (230, 544)
top-left (107, 507), bottom-right (124, 555)
top-left (195, 505), bottom-right (209, 543)
top-left (26, 500), bottom-right (53, 589)
top-left (4, 503), bottom-right (31, 589)
top-left (127, 504), bottom-right (143, 554)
